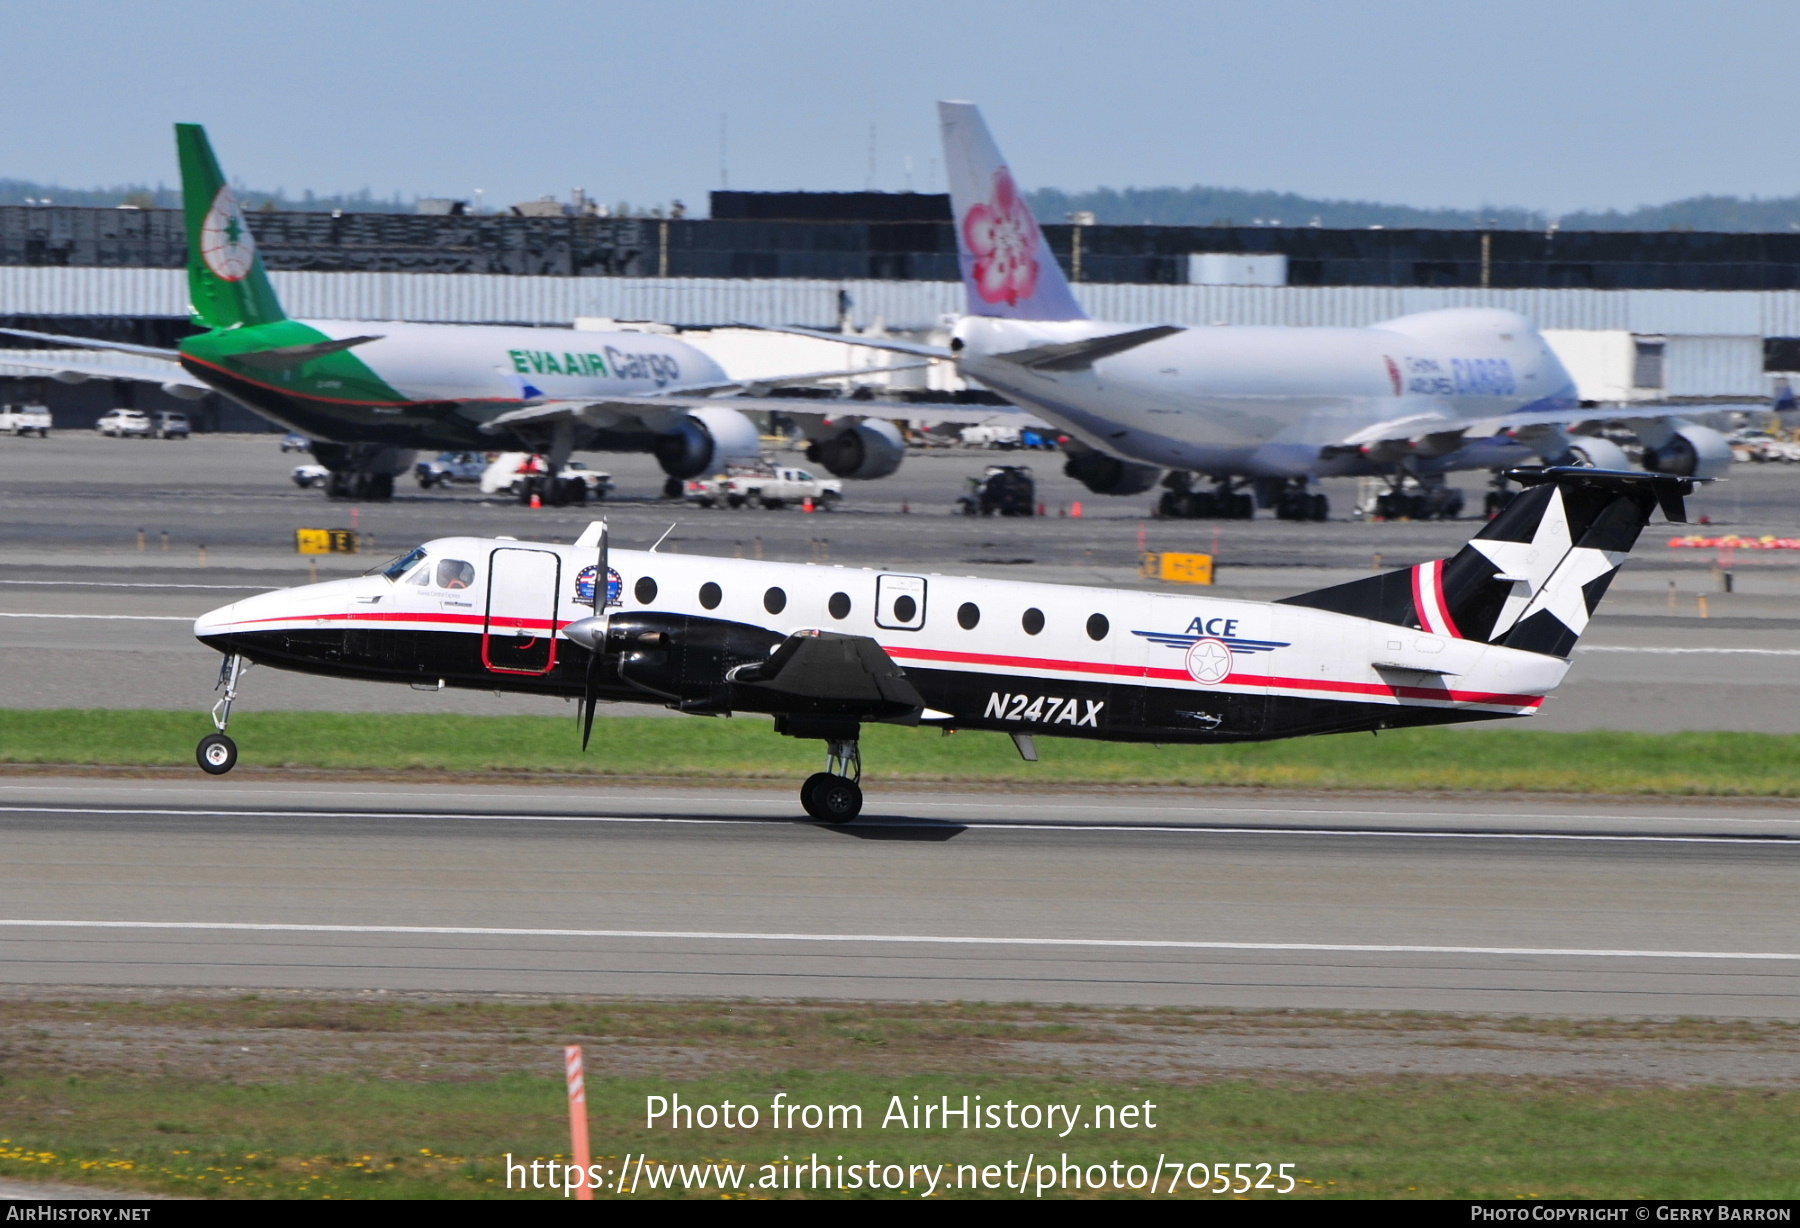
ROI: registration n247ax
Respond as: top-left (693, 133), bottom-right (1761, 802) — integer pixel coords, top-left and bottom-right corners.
top-left (191, 467), bottom-right (1693, 821)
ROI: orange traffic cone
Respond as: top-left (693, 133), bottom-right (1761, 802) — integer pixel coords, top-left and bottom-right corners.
top-left (1071, 501), bottom-right (1083, 518)
top-left (530, 493), bottom-right (542, 509)
top-left (803, 496), bottom-right (814, 513)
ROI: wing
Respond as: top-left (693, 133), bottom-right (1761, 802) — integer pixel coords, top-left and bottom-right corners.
top-left (481, 393), bottom-right (1050, 435)
top-left (0, 353), bottom-right (209, 392)
top-left (734, 323), bottom-right (954, 360)
top-left (0, 326), bottom-right (182, 360)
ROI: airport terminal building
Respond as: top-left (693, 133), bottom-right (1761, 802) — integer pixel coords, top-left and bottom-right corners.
top-left (5, 191), bottom-right (1800, 428)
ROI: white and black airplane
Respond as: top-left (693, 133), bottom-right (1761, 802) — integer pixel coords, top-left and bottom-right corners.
top-left (191, 467), bottom-right (1692, 820)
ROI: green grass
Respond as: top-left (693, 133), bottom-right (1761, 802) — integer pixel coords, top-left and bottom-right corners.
top-left (3, 1073), bottom-right (1797, 1199)
top-left (3, 709), bottom-right (1799, 795)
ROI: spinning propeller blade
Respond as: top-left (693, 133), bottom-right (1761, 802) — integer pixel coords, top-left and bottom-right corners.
top-left (579, 520), bottom-right (609, 750)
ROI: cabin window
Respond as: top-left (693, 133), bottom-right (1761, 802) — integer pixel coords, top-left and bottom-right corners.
top-left (828, 592), bottom-right (851, 620)
top-left (893, 595), bottom-right (916, 622)
top-left (407, 568), bottom-right (430, 586)
top-left (699, 581), bottom-right (722, 610)
top-left (1087, 613), bottom-right (1110, 641)
top-left (1021, 607), bottom-right (1045, 636)
top-left (764, 587), bottom-right (787, 615)
top-left (436, 559), bottom-right (475, 590)
top-left (957, 602), bottom-right (980, 630)
top-left (635, 576), bottom-right (658, 604)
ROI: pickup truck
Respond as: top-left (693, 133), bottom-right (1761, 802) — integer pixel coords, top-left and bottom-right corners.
top-left (478, 452), bottom-right (614, 501)
top-left (686, 463), bottom-right (842, 510)
top-left (0, 403), bottom-right (51, 437)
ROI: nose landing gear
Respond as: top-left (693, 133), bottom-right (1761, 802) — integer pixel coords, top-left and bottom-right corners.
top-left (197, 653), bottom-right (250, 776)
top-left (801, 737), bottom-right (863, 822)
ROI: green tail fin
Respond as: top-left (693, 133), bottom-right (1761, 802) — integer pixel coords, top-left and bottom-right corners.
top-left (176, 123), bottom-right (286, 329)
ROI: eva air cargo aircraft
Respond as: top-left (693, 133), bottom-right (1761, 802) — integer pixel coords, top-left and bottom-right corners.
top-left (4, 125), bottom-right (1022, 499)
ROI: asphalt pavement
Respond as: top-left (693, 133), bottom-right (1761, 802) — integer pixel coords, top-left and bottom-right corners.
top-left (0, 777), bottom-right (1793, 1015)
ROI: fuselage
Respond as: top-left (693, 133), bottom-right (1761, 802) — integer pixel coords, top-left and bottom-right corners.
top-left (955, 307), bottom-right (1579, 478)
top-left (194, 535), bottom-right (1563, 745)
top-left (177, 320), bottom-right (729, 448)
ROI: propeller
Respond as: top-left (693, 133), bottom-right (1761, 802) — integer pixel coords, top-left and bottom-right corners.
top-left (571, 519), bottom-right (609, 750)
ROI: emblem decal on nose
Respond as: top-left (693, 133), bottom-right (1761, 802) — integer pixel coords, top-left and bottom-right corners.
top-left (1185, 637), bottom-right (1233, 684)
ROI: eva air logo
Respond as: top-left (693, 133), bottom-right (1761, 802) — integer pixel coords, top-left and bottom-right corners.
top-left (200, 186), bottom-right (256, 281)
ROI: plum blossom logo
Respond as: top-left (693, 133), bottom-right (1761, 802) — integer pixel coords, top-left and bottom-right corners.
top-left (199, 185), bottom-right (256, 281)
top-left (962, 167), bottom-right (1042, 306)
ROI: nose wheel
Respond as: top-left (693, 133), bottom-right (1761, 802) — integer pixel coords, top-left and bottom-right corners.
top-left (801, 738), bottom-right (863, 822)
top-left (197, 733), bottom-right (237, 775)
top-left (197, 653), bottom-right (251, 776)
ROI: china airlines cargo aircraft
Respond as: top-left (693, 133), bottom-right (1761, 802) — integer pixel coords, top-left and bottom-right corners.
top-left (766, 102), bottom-right (1734, 520)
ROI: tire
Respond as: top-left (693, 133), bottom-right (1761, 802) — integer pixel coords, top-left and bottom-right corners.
top-left (800, 771), bottom-right (835, 816)
top-left (760, 497), bottom-right (784, 511)
top-left (803, 774), bottom-right (862, 823)
top-left (1310, 493), bottom-right (1330, 521)
top-left (662, 477), bottom-right (684, 500)
top-left (726, 494), bottom-right (745, 509)
top-left (196, 733), bottom-right (238, 776)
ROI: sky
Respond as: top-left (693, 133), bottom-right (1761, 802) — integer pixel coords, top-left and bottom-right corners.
top-left (4, 0), bottom-right (1798, 215)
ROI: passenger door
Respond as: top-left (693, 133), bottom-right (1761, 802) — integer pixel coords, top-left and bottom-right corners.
top-left (483, 547), bottom-right (561, 675)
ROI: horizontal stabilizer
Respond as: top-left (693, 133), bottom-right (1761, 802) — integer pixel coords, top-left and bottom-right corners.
top-left (1503, 465), bottom-right (1699, 524)
top-left (231, 335), bottom-right (384, 370)
top-left (994, 325), bottom-right (1183, 371)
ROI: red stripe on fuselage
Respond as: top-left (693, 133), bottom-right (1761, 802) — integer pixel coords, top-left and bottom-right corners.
top-left (205, 610), bottom-right (1544, 709)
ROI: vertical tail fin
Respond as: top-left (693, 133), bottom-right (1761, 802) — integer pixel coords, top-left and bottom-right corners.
top-left (1280, 468), bottom-right (1697, 658)
top-left (936, 101), bottom-right (1086, 321)
top-left (176, 124), bottom-right (286, 329)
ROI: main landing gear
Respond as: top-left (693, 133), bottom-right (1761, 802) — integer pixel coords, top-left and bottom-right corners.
top-left (800, 737), bottom-right (863, 822)
top-left (197, 653), bottom-right (250, 775)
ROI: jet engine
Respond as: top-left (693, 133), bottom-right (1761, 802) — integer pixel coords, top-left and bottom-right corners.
top-left (1558, 437), bottom-right (1632, 470)
top-left (805, 419), bottom-right (906, 480)
top-left (1063, 448), bottom-right (1161, 496)
top-left (651, 407), bottom-right (761, 480)
top-left (1642, 424), bottom-right (1732, 481)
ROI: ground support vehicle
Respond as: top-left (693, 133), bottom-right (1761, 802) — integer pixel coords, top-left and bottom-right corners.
top-left (280, 433), bottom-right (310, 453)
top-left (479, 453), bottom-right (613, 505)
top-left (0, 403), bottom-right (51, 437)
top-left (151, 411), bottom-right (190, 439)
top-left (415, 452), bottom-right (492, 488)
top-left (292, 464), bottom-right (330, 489)
top-left (96, 409), bottom-right (152, 438)
top-left (956, 465), bottom-right (1036, 516)
top-left (687, 463), bottom-right (843, 510)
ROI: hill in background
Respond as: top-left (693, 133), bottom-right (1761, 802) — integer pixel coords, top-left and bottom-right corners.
top-left (8, 172), bottom-right (1800, 232)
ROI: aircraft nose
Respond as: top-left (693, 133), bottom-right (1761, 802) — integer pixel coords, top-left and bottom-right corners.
top-left (193, 599), bottom-right (240, 642)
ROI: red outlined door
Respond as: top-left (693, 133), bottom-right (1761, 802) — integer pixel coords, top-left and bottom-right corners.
top-left (483, 547), bottom-right (561, 675)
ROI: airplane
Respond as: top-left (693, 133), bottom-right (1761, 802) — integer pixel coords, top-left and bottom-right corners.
top-left (189, 466), bottom-right (1692, 821)
top-left (753, 102), bottom-right (1736, 522)
top-left (1, 125), bottom-right (1029, 501)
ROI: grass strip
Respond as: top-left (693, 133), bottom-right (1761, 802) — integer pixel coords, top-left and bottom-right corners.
top-left (4, 709), bottom-right (1800, 794)
top-left (3, 1073), bottom-right (1797, 1199)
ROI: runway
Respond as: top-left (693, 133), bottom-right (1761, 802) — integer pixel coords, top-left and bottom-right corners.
top-left (1, 777), bottom-right (1794, 1015)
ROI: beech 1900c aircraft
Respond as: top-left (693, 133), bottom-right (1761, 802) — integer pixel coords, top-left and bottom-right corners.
top-left (760, 103), bottom-right (1735, 521)
top-left (2, 125), bottom-right (1025, 501)
top-left (191, 467), bottom-right (1691, 820)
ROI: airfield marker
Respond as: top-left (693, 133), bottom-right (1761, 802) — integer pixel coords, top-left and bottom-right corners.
top-left (565, 1045), bottom-right (593, 1200)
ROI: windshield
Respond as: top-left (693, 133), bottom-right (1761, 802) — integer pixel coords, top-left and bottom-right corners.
top-left (370, 546), bottom-right (428, 581)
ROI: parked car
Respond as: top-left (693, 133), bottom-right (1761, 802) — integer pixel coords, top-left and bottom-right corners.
top-left (0, 403), bottom-right (51, 437)
top-left (956, 464), bottom-right (1036, 516)
top-left (685, 463), bottom-right (843, 510)
top-left (95, 409), bottom-right (152, 438)
top-left (151, 410), bottom-right (190, 439)
top-left (292, 463), bottom-right (330, 489)
top-left (415, 451), bottom-right (492, 488)
top-left (280, 432), bottom-right (311, 453)
top-left (959, 425), bottom-right (1023, 449)
top-left (478, 452), bottom-right (613, 503)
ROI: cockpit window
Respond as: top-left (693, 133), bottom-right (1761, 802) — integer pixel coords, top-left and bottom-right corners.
top-left (373, 546), bottom-right (428, 581)
top-left (436, 559), bottom-right (475, 590)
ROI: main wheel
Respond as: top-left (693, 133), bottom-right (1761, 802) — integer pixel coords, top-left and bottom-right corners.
top-left (804, 775), bottom-right (863, 823)
top-left (800, 771), bottom-right (835, 816)
top-left (196, 733), bottom-right (238, 775)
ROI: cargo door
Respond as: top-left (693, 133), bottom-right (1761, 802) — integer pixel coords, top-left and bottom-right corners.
top-left (483, 547), bottom-right (561, 675)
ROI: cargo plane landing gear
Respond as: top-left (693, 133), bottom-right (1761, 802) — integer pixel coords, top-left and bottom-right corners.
top-left (801, 737), bottom-right (863, 822)
top-left (197, 653), bottom-right (250, 775)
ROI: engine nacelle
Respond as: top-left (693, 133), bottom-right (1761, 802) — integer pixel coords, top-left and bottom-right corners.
top-left (605, 611), bottom-right (785, 710)
top-left (805, 419), bottom-right (906, 480)
top-left (1063, 449), bottom-right (1161, 496)
top-left (1559, 437), bottom-right (1633, 470)
top-left (652, 407), bottom-right (761, 479)
top-left (1644, 424), bottom-right (1732, 480)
